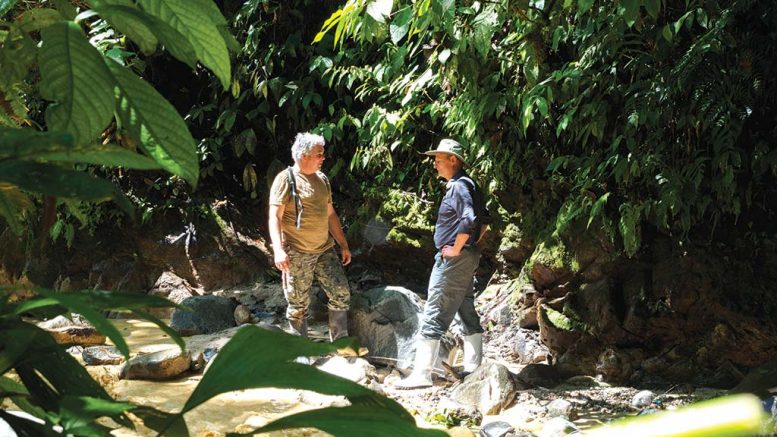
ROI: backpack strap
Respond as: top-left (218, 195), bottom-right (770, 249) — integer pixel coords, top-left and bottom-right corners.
top-left (287, 167), bottom-right (303, 229)
top-left (319, 172), bottom-right (332, 198)
top-left (455, 176), bottom-right (491, 243)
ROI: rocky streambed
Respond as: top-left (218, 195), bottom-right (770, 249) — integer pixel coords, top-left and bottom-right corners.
top-left (53, 317), bottom-right (735, 437)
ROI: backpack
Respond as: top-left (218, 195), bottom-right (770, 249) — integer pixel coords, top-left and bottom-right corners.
top-left (455, 175), bottom-right (492, 243)
top-left (286, 167), bottom-right (331, 229)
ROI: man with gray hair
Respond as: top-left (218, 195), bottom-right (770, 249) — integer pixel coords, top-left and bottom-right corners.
top-left (268, 132), bottom-right (351, 343)
top-left (397, 138), bottom-right (489, 389)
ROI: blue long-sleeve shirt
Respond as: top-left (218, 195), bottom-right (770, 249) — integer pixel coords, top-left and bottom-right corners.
top-left (433, 170), bottom-right (486, 250)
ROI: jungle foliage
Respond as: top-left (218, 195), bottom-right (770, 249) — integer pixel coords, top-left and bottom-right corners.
top-left (0, 1), bottom-right (445, 436)
top-left (180, 0), bottom-right (777, 258)
top-left (309, 0), bottom-right (777, 256)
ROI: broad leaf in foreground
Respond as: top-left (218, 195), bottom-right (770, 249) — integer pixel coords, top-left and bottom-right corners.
top-left (11, 288), bottom-right (184, 358)
top-left (137, 0), bottom-right (231, 89)
top-left (243, 405), bottom-right (449, 437)
top-left (39, 22), bottom-right (115, 146)
top-left (106, 60), bottom-right (199, 187)
top-left (166, 325), bottom-right (440, 437)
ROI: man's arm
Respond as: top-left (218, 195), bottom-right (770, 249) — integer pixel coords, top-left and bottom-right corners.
top-left (268, 203), bottom-right (289, 271)
top-left (442, 232), bottom-right (471, 258)
top-left (327, 203), bottom-right (351, 265)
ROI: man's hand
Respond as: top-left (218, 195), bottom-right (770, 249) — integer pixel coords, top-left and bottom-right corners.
top-left (274, 248), bottom-right (290, 272)
top-left (441, 245), bottom-right (461, 258)
top-left (340, 247), bottom-right (352, 266)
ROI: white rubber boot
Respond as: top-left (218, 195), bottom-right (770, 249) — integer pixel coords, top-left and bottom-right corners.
top-left (462, 333), bottom-right (483, 374)
top-left (395, 338), bottom-right (440, 389)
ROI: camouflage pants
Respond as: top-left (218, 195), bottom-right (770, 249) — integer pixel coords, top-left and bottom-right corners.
top-left (283, 247), bottom-right (350, 322)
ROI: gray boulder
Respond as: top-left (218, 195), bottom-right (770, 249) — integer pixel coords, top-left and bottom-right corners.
top-left (82, 346), bottom-right (125, 365)
top-left (349, 286), bottom-right (425, 368)
top-left (449, 362), bottom-right (522, 415)
top-left (121, 348), bottom-right (191, 380)
top-left (513, 329), bottom-right (550, 364)
top-left (170, 295), bottom-right (238, 336)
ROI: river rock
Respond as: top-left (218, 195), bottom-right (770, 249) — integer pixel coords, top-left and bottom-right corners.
top-left (479, 421), bottom-right (514, 437)
top-left (37, 314), bottom-right (89, 330)
top-left (349, 286), bottom-right (425, 368)
top-left (449, 362), bottom-right (521, 415)
top-left (515, 363), bottom-right (561, 388)
top-left (234, 304), bottom-right (252, 325)
top-left (631, 390), bottom-right (655, 408)
top-left (47, 326), bottom-right (106, 346)
top-left (147, 271), bottom-right (197, 318)
top-left (121, 348), bottom-right (191, 380)
top-left (170, 295), bottom-right (238, 335)
top-left (82, 346), bottom-right (125, 365)
top-left (546, 399), bottom-right (577, 420)
top-left (316, 355), bottom-right (376, 384)
top-left (513, 329), bottom-right (550, 364)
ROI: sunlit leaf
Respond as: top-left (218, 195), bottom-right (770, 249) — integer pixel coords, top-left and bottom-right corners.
top-left (137, 0), bottom-right (231, 89)
top-left (366, 0), bottom-right (393, 24)
top-left (106, 59), bottom-right (199, 187)
top-left (39, 22), bottom-right (115, 146)
top-left (248, 405), bottom-right (449, 437)
top-left (390, 6), bottom-right (412, 44)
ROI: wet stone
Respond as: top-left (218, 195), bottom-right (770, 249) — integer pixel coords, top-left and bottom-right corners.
top-left (479, 421), bottom-right (514, 437)
top-left (121, 348), bottom-right (191, 380)
top-left (546, 399), bottom-right (577, 421)
top-left (83, 345), bottom-right (125, 365)
top-left (48, 326), bottom-right (106, 346)
top-left (631, 390), bottom-right (656, 409)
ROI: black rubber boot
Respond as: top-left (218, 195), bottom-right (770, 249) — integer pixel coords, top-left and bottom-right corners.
top-left (328, 310), bottom-right (348, 341)
top-left (288, 318), bottom-right (308, 338)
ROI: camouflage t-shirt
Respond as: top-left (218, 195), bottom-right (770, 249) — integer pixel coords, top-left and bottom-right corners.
top-left (269, 167), bottom-right (334, 253)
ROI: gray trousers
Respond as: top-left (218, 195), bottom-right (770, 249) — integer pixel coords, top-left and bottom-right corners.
top-left (419, 246), bottom-right (483, 339)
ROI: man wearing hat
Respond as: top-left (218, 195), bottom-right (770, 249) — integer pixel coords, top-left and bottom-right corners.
top-left (396, 138), bottom-right (489, 389)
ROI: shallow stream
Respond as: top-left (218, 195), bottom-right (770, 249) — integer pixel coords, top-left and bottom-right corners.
top-left (102, 320), bottom-right (331, 437)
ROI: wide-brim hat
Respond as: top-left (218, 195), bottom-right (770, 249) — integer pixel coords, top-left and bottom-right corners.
top-left (423, 138), bottom-right (467, 165)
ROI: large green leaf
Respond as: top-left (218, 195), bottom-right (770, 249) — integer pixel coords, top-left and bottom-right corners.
top-left (12, 288), bottom-right (184, 358)
top-left (132, 406), bottom-right (189, 437)
top-left (143, 14), bottom-right (198, 68)
top-left (0, 27), bottom-right (37, 90)
top-left (390, 7), bottom-right (413, 44)
top-left (0, 183), bottom-right (32, 235)
top-left (180, 326), bottom-right (412, 424)
top-left (106, 60), bottom-right (199, 186)
top-left (58, 396), bottom-right (134, 435)
top-left (366, 0), bottom-right (393, 24)
top-left (0, 161), bottom-right (132, 218)
top-left (472, 5), bottom-right (499, 57)
top-left (2, 321), bottom-right (113, 404)
top-left (0, 0), bottom-right (17, 16)
top-left (0, 316), bottom-right (176, 435)
top-left (16, 8), bottom-right (64, 32)
top-left (245, 405), bottom-right (449, 437)
top-left (585, 394), bottom-right (767, 437)
top-left (88, 1), bottom-right (158, 54)
top-left (137, 0), bottom-right (231, 89)
top-left (0, 410), bottom-right (58, 437)
top-left (0, 376), bottom-right (47, 420)
top-left (39, 22), bottom-right (115, 146)
top-left (0, 127), bottom-right (74, 158)
top-left (0, 161), bottom-right (123, 202)
top-left (37, 144), bottom-right (163, 170)
top-left (644, 0), bottom-right (660, 20)
top-left (622, 0), bottom-right (640, 27)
